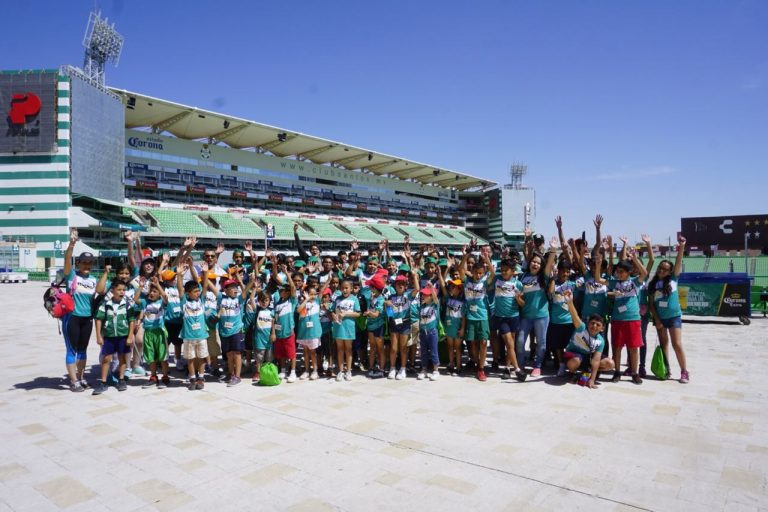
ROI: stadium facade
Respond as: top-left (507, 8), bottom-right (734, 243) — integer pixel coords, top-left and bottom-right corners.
top-left (1, 68), bottom-right (535, 269)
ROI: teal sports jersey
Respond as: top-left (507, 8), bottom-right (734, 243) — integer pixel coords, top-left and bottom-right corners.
top-left (608, 276), bottom-right (643, 321)
top-left (419, 301), bottom-right (440, 331)
top-left (581, 277), bottom-right (609, 318)
top-left (136, 298), bottom-right (165, 330)
top-left (204, 290), bottom-right (219, 325)
top-left (273, 297), bottom-right (296, 339)
top-left (565, 324), bottom-right (605, 356)
top-left (651, 277), bottom-right (683, 319)
top-left (550, 280), bottom-right (576, 325)
top-left (330, 294), bottom-right (360, 340)
top-left (217, 293), bottom-right (245, 337)
top-left (463, 277), bottom-right (490, 321)
top-left (253, 306), bottom-right (275, 350)
top-left (409, 296), bottom-right (420, 324)
top-left (95, 298), bottom-right (137, 337)
top-left (181, 295), bottom-right (208, 340)
top-left (443, 297), bottom-right (465, 337)
top-left (366, 294), bottom-right (386, 330)
top-left (387, 292), bottom-right (411, 321)
top-left (164, 286), bottom-right (182, 323)
top-left (573, 275), bottom-right (586, 304)
top-left (66, 270), bottom-right (98, 317)
top-left (297, 298), bottom-right (322, 340)
top-left (520, 274), bottom-right (550, 319)
top-left (492, 276), bottom-right (523, 318)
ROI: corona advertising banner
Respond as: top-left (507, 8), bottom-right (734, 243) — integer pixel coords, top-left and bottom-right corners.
top-left (678, 273), bottom-right (751, 317)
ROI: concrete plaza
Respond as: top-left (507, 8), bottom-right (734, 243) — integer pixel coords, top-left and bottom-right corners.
top-left (0, 282), bottom-right (766, 511)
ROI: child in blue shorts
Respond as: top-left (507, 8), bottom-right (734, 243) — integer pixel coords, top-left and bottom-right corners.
top-left (92, 281), bottom-right (138, 395)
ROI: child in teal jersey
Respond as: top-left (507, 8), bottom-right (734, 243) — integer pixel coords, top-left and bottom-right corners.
top-left (437, 271), bottom-right (466, 377)
top-left (458, 249), bottom-right (496, 382)
top-left (561, 291), bottom-right (615, 388)
top-left (648, 234), bottom-right (689, 383)
top-left (607, 248), bottom-right (648, 385)
top-left (363, 275), bottom-right (387, 378)
top-left (135, 277), bottom-right (170, 389)
top-left (246, 290), bottom-right (276, 383)
top-left (330, 279), bottom-right (361, 381)
top-left (92, 281), bottom-right (138, 395)
top-left (176, 260), bottom-right (210, 390)
top-left (548, 259), bottom-right (578, 377)
top-left (416, 283), bottom-right (441, 381)
top-left (297, 285), bottom-right (322, 380)
top-left (491, 259), bottom-right (527, 381)
top-left (384, 272), bottom-right (419, 380)
top-left (319, 287), bottom-right (335, 376)
top-left (516, 241), bottom-right (558, 378)
top-left (217, 276), bottom-right (250, 387)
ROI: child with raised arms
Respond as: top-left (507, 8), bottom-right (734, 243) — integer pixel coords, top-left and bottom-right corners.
top-left (437, 270), bottom-right (466, 376)
top-left (416, 283), bottom-right (440, 381)
top-left (217, 274), bottom-right (250, 387)
top-left (296, 284), bottom-right (322, 380)
top-left (177, 260), bottom-right (210, 390)
top-left (561, 290), bottom-right (615, 389)
top-left (459, 247), bottom-right (496, 382)
top-left (135, 277), bottom-right (170, 388)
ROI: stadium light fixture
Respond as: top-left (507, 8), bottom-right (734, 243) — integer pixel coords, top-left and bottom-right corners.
top-left (433, 169), bottom-right (440, 176)
top-left (277, 132), bottom-right (287, 142)
top-left (82, 10), bottom-right (124, 87)
top-left (368, 152), bottom-right (373, 161)
top-left (223, 120), bottom-right (230, 129)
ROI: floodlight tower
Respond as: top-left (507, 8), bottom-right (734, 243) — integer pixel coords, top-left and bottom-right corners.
top-left (82, 11), bottom-right (124, 87)
top-left (509, 163), bottom-right (527, 189)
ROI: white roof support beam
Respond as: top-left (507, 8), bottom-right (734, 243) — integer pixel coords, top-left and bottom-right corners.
top-left (151, 110), bottom-right (192, 133)
top-left (297, 144), bottom-right (336, 161)
top-left (209, 123), bottom-right (248, 143)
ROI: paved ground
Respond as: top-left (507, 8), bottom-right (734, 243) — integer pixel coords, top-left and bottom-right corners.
top-left (0, 282), bottom-right (766, 512)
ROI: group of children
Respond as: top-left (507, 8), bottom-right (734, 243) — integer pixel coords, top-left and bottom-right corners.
top-left (58, 214), bottom-right (690, 395)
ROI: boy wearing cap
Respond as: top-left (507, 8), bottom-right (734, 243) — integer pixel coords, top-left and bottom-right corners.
top-left (177, 260), bottom-right (210, 390)
top-left (364, 274), bottom-right (387, 378)
top-left (62, 229), bottom-right (98, 392)
top-left (135, 277), bottom-right (171, 389)
top-left (218, 275), bottom-right (249, 386)
top-left (384, 271), bottom-right (419, 380)
top-left (417, 283), bottom-right (441, 381)
top-left (437, 272), bottom-right (467, 376)
top-left (607, 251), bottom-right (647, 384)
top-left (459, 248), bottom-right (495, 382)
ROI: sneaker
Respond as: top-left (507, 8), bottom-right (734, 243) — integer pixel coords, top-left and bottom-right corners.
top-left (91, 381), bottom-right (107, 395)
top-left (252, 372), bottom-right (260, 383)
top-left (79, 379), bottom-right (90, 389)
top-left (373, 369), bottom-right (385, 378)
top-left (117, 379), bottom-right (128, 392)
top-left (143, 375), bottom-right (159, 389)
top-left (639, 366), bottom-right (647, 378)
top-left (396, 368), bottom-right (406, 380)
top-left (195, 378), bottom-right (205, 390)
top-left (357, 362), bottom-right (367, 372)
top-left (366, 369), bottom-right (376, 379)
top-left (501, 367), bottom-right (512, 380)
top-left (107, 374), bottom-right (119, 387)
top-left (417, 371), bottom-right (427, 381)
top-left (278, 371), bottom-right (287, 381)
top-left (679, 370), bottom-right (690, 384)
top-left (343, 371), bottom-right (352, 381)
top-left (131, 366), bottom-right (146, 376)
top-left (299, 372), bottom-right (310, 381)
top-left (556, 367), bottom-right (567, 377)
top-left (611, 370), bottom-right (622, 383)
top-left (227, 376), bottom-right (241, 387)
top-left (287, 371), bottom-right (297, 383)
top-left (335, 372), bottom-right (344, 382)
top-left (632, 374), bottom-right (643, 385)
top-left (387, 368), bottom-right (396, 380)
top-left (322, 360), bottom-right (329, 371)
top-left (124, 367), bottom-right (133, 377)
top-left (310, 371), bottom-right (319, 381)
top-left (451, 366), bottom-right (459, 377)
top-left (428, 372), bottom-right (438, 381)
top-left (70, 381), bottom-right (85, 393)
top-left (158, 376), bottom-right (169, 389)
top-left (477, 369), bottom-right (487, 382)
top-left (531, 368), bottom-right (541, 378)
top-left (188, 379), bottom-right (197, 391)
top-left (515, 369), bottom-right (528, 382)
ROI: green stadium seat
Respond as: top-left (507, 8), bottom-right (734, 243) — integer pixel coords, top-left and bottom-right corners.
top-left (208, 213), bottom-right (262, 238)
top-left (147, 209), bottom-right (218, 236)
top-left (300, 219), bottom-right (350, 240)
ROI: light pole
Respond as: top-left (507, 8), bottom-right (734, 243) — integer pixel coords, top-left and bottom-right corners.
top-left (744, 231), bottom-right (750, 274)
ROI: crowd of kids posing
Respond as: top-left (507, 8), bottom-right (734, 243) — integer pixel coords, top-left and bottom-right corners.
top-left (58, 214), bottom-right (690, 396)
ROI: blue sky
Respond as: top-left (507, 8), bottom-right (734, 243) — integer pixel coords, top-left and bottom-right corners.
top-left (4, 0), bottom-right (767, 245)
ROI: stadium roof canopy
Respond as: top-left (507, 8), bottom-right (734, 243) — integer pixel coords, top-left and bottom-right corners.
top-left (110, 89), bottom-right (496, 191)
